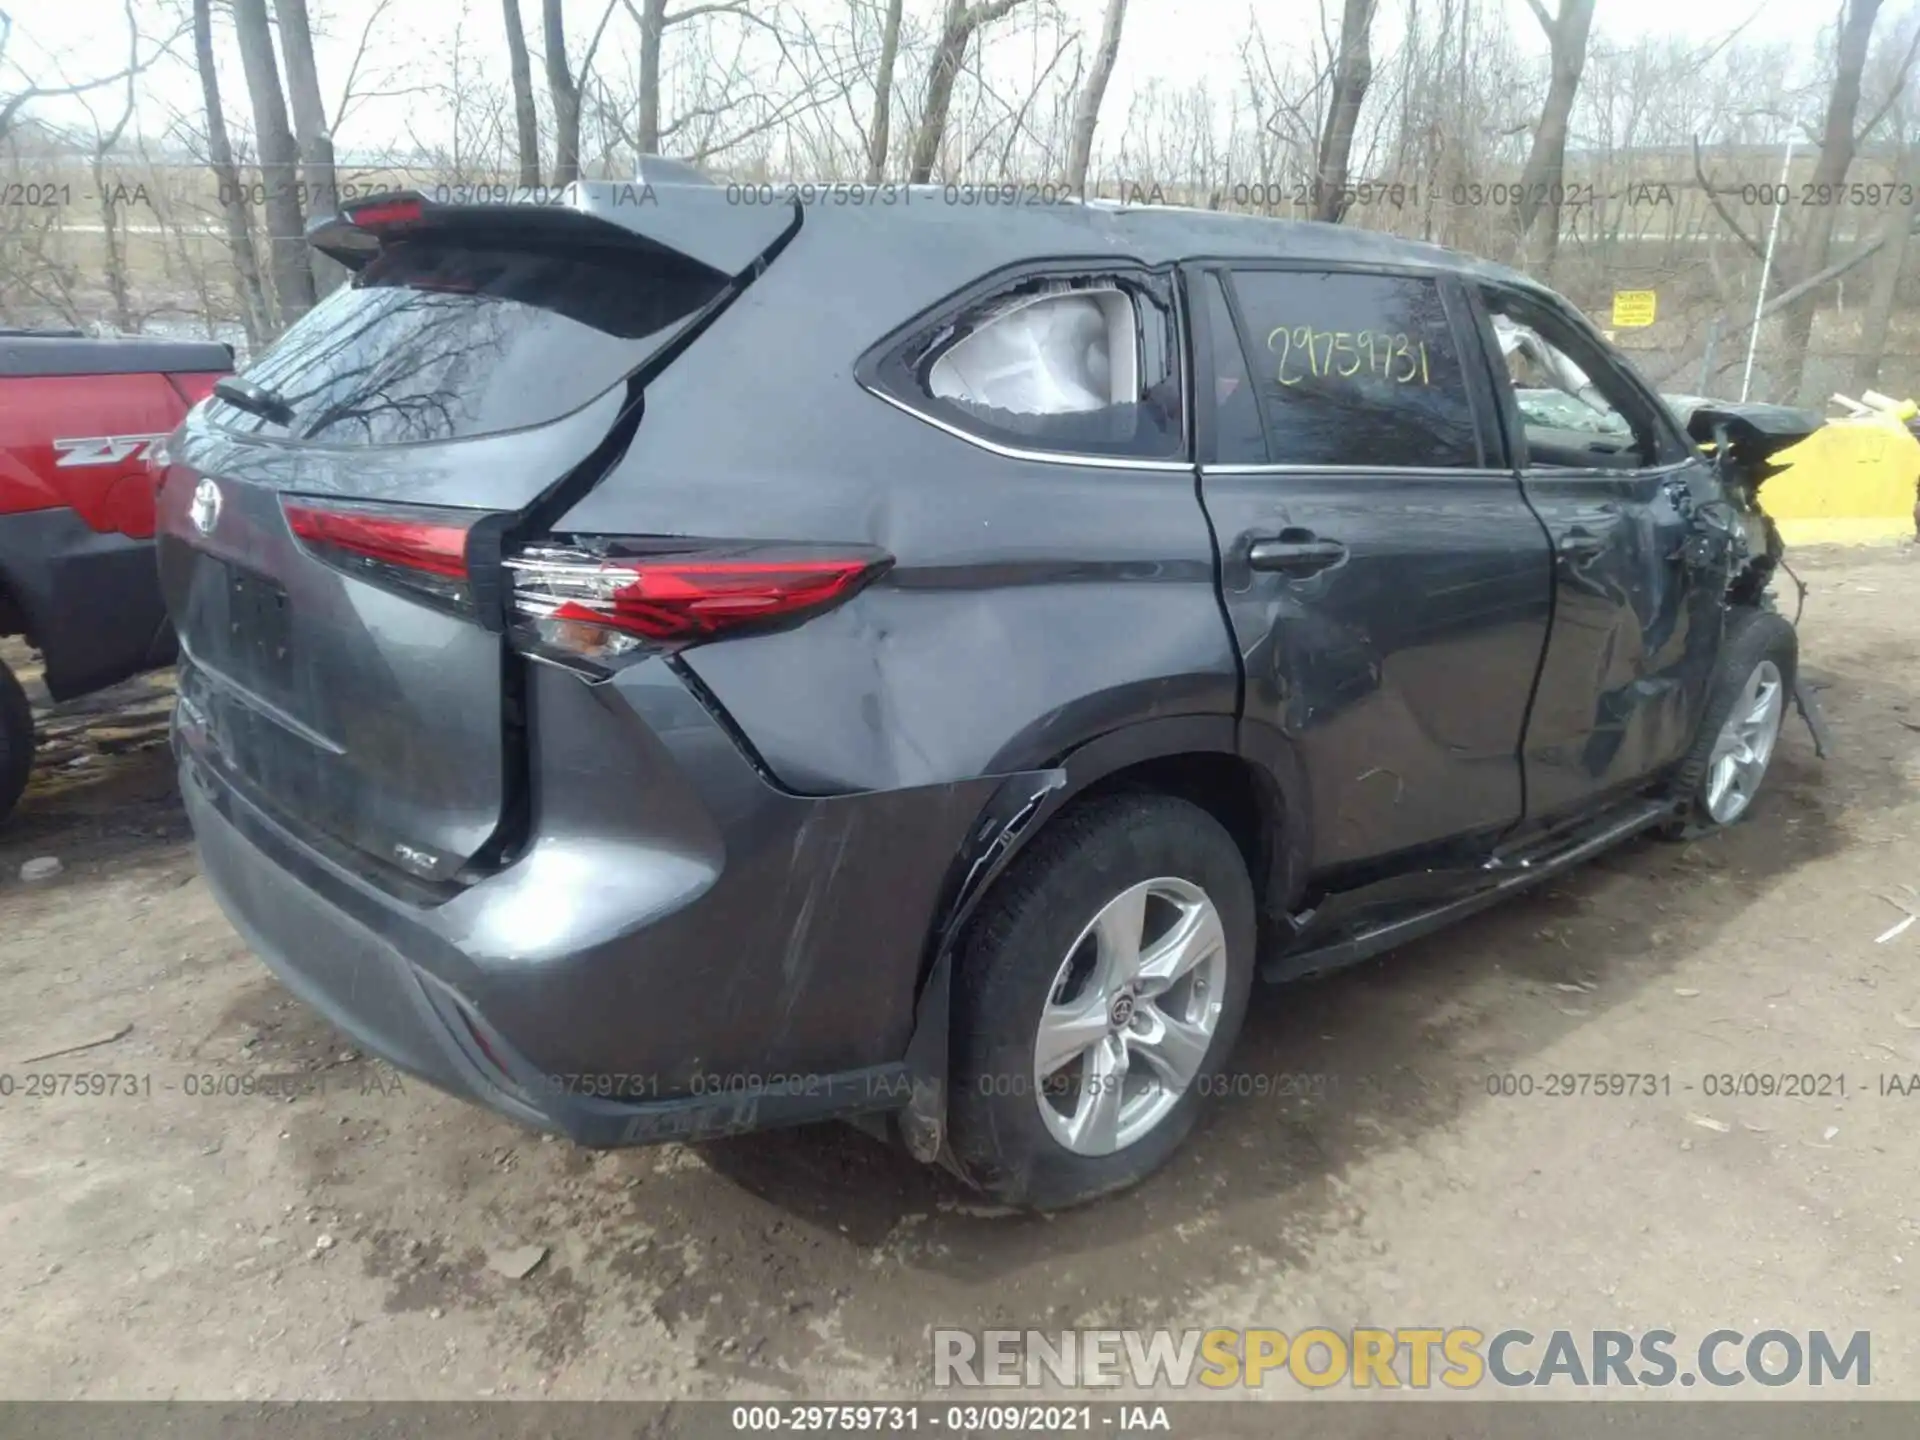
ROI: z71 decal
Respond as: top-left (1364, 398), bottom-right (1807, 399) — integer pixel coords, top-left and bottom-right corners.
top-left (51, 433), bottom-right (167, 467)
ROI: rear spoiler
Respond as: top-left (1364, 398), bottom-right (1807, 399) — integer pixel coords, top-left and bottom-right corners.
top-left (307, 183), bottom-right (801, 282)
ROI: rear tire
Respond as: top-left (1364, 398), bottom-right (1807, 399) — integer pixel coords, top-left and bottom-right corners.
top-left (0, 658), bottom-right (33, 824)
top-left (1665, 607), bottom-right (1796, 837)
top-left (948, 793), bottom-right (1256, 1210)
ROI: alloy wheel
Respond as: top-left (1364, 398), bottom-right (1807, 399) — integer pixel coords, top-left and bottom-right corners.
top-left (1031, 876), bottom-right (1228, 1157)
top-left (1704, 658), bottom-right (1785, 824)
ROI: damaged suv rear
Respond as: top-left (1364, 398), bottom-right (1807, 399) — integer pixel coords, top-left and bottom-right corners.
top-left (162, 183), bottom-right (1812, 1209)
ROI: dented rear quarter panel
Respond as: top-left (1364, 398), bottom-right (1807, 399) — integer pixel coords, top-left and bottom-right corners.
top-left (554, 204), bottom-right (1240, 796)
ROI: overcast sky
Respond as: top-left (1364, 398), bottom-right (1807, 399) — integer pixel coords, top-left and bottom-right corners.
top-left (5, 0), bottom-right (1834, 159)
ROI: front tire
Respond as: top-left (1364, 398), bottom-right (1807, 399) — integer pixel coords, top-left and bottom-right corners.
top-left (948, 793), bottom-right (1256, 1210)
top-left (1667, 607), bottom-right (1796, 834)
top-left (0, 658), bottom-right (33, 824)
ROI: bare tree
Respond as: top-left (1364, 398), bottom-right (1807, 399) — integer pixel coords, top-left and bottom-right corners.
top-left (635, 0), bottom-right (668, 154)
top-left (77, 2), bottom-right (142, 333)
top-left (542, 0), bottom-right (619, 182)
top-left (1854, 128), bottom-right (1920, 392)
top-left (231, 0), bottom-right (314, 324)
top-left (909, 0), bottom-right (1029, 183)
top-left (192, 0), bottom-right (269, 346)
top-left (867, 0), bottom-right (905, 182)
top-left (276, 0), bottom-right (345, 293)
top-left (543, 0), bottom-right (582, 182)
top-left (619, 0), bottom-right (752, 158)
top-left (1312, 0), bottom-right (1376, 221)
top-left (1514, 0), bottom-right (1597, 271)
top-left (503, 0), bottom-right (542, 184)
top-left (1064, 0), bottom-right (1128, 195)
top-left (1779, 0), bottom-right (1889, 400)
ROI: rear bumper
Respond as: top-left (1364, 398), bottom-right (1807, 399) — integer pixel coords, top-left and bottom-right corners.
top-left (184, 752), bottom-right (920, 1144)
top-left (179, 656), bottom-right (1020, 1146)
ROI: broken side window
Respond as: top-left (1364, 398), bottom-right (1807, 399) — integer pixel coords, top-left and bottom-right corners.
top-left (873, 272), bottom-right (1185, 462)
top-left (1478, 287), bottom-right (1687, 471)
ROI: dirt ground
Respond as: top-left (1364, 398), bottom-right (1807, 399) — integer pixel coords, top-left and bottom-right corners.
top-left (2, 543), bottom-right (1919, 1404)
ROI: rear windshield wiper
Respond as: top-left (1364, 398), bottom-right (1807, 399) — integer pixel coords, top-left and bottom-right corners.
top-left (213, 376), bottom-right (295, 428)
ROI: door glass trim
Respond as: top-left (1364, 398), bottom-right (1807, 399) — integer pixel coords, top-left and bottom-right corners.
top-left (857, 383), bottom-right (1194, 472)
top-left (1513, 457), bottom-right (1699, 484)
top-left (1204, 463), bottom-right (1526, 479)
top-left (1184, 263), bottom-right (1270, 467)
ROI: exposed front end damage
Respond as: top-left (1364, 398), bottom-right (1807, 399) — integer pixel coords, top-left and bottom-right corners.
top-left (1685, 402), bottom-right (1832, 754)
top-left (1684, 402), bottom-right (1823, 607)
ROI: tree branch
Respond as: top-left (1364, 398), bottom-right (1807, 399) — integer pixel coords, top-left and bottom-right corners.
top-left (1652, 215), bottom-right (1919, 385)
top-left (1692, 133), bottom-right (1768, 263)
top-left (581, 0), bottom-right (622, 76)
top-left (962, 0), bottom-right (1025, 30)
top-left (1854, 23), bottom-right (1920, 146)
top-left (0, 20), bottom-right (175, 142)
top-left (330, 0), bottom-right (396, 133)
top-left (664, 0), bottom-right (748, 26)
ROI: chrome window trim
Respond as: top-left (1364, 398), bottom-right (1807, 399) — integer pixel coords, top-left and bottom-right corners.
top-left (1203, 457), bottom-right (1701, 481)
top-left (1517, 457), bottom-right (1700, 482)
top-left (859, 383), bottom-right (1195, 473)
top-left (1204, 463), bottom-right (1516, 479)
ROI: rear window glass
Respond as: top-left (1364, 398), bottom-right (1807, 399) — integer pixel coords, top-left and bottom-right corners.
top-left (1225, 269), bottom-right (1481, 468)
top-left (204, 239), bottom-right (725, 445)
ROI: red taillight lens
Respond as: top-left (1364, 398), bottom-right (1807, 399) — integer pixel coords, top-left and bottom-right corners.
top-left (507, 541), bottom-right (891, 665)
top-left (283, 497), bottom-right (481, 611)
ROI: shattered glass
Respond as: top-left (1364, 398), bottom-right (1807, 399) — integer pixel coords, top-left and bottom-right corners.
top-left (929, 289), bottom-right (1136, 416)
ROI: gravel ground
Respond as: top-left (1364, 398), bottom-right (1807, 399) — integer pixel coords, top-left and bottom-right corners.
top-left (1, 543), bottom-right (1918, 1404)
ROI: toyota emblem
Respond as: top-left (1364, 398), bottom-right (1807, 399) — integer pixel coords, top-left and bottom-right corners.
top-left (189, 477), bottom-right (222, 536)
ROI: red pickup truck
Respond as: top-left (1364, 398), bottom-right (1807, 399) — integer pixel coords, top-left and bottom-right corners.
top-left (0, 329), bottom-right (232, 821)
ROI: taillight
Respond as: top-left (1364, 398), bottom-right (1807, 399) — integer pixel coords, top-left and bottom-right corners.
top-left (283, 497), bottom-right (482, 612)
top-left (506, 540), bottom-right (891, 667)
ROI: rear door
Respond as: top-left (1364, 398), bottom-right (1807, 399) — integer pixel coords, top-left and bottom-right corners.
top-left (1189, 262), bottom-right (1554, 871)
top-left (1466, 282), bottom-right (1718, 822)
top-left (159, 196), bottom-right (793, 882)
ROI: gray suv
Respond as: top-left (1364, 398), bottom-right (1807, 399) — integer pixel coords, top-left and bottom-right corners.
top-left (160, 182), bottom-right (1807, 1209)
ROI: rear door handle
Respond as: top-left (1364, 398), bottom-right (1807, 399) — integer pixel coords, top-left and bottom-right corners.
top-left (1557, 527), bottom-right (1605, 559)
top-left (1249, 531), bottom-right (1348, 575)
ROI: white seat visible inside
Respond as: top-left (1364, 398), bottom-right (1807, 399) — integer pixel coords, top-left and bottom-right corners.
top-left (930, 288), bottom-right (1138, 416)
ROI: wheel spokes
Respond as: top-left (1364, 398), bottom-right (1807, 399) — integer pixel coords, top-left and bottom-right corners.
top-left (1706, 755), bottom-right (1738, 814)
top-left (1135, 899), bottom-right (1225, 999)
top-left (1031, 876), bottom-right (1231, 1158)
top-left (1092, 885), bottom-right (1149, 986)
top-left (1063, 1036), bottom-right (1127, 1153)
top-left (1035, 986), bottom-right (1113, 1077)
top-left (1745, 678), bottom-right (1780, 730)
top-left (1704, 659), bottom-right (1784, 824)
top-left (1128, 1002), bottom-right (1212, 1090)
